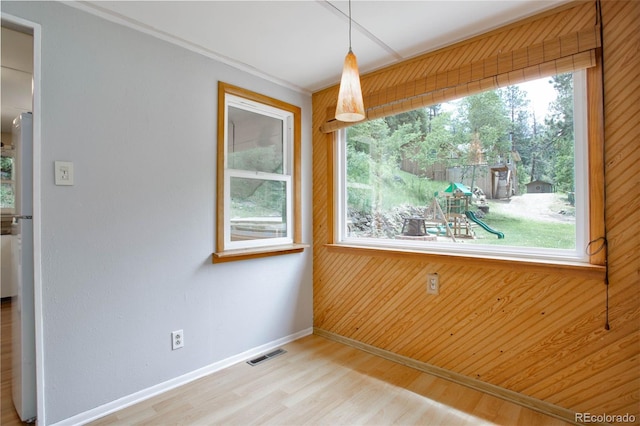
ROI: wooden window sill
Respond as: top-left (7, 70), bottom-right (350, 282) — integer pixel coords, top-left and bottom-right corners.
top-left (325, 244), bottom-right (606, 281)
top-left (213, 243), bottom-right (309, 264)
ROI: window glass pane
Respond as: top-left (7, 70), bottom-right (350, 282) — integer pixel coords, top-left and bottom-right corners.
top-left (228, 106), bottom-right (284, 173)
top-left (1, 183), bottom-right (15, 209)
top-left (343, 73), bottom-right (580, 253)
top-left (230, 177), bottom-right (287, 241)
top-left (1, 156), bottom-right (14, 180)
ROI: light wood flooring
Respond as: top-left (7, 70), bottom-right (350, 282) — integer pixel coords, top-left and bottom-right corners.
top-left (91, 333), bottom-right (571, 425)
top-left (0, 298), bottom-right (573, 425)
top-left (1, 299), bottom-right (30, 426)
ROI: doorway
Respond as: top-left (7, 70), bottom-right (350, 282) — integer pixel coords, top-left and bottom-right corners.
top-left (1, 13), bottom-right (42, 425)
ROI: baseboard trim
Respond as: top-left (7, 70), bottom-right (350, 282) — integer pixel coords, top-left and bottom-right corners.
top-left (314, 327), bottom-right (581, 426)
top-left (52, 327), bottom-right (313, 426)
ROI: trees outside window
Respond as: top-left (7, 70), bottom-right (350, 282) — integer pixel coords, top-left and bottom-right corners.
top-left (337, 72), bottom-right (588, 262)
top-left (1, 152), bottom-right (15, 212)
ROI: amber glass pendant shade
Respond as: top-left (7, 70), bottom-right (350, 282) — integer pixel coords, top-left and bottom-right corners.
top-left (335, 49), bottom-right (365, 122)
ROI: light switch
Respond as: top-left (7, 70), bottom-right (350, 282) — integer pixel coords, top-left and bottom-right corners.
top-left (55, 161), bottom-right (74, 186)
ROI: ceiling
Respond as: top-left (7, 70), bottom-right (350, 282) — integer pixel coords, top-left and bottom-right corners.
top-left (76, 0), bottom-right (567, 93)
top-left (1, 0), bottom-right (568, 133)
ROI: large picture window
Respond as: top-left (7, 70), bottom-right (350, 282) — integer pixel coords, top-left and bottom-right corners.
top-left (336, 71), bottom-right (589, 263)
top-left (214, 83), bottom-right (304, 262)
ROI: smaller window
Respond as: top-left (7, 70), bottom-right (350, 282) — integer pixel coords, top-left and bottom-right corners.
top-left (214, 83), bottom-right (304, 262)
top-left (1, 147), bottom-right (16, 214)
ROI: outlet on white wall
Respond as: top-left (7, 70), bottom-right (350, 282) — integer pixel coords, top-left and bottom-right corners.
top-left (171, 330), bottom-right (184, 350)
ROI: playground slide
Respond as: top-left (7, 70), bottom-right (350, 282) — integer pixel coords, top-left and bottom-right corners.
top-left (465, 211), bottom-right (505, 239)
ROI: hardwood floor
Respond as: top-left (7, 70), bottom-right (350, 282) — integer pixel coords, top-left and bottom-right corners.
top-left (1, 299), bottom-right (30, 426)
top-left (1, 298), bottom-right (572, 425)
top-left (91, 334), bottom-right (571, 425)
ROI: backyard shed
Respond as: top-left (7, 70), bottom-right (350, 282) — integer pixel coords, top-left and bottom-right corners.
top-left (526, 180), bottom-right (553, 193)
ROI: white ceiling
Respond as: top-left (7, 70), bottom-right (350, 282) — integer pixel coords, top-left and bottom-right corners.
top-left (1, 0), bottom-right (569, 133)
top-left (76, 0), bottom-right (568, 93)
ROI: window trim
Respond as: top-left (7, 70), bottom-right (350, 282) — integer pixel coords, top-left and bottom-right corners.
top-left (213, 82), bottom-right (306, 263)
top-left (223, 94), bottom-right (293, 250)
top-left (224, 173), bottom-right (293, 250)
top-left (325, 243), bottom-right (605, 281)
top-left (331, 69), bottom-right (605, 270)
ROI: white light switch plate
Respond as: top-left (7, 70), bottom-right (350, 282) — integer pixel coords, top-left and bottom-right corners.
top-left (55, 161), bottom-right (74, 186)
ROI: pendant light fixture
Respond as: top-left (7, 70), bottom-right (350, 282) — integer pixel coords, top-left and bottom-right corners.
top-left (335, 0), bottom-right (365, 122)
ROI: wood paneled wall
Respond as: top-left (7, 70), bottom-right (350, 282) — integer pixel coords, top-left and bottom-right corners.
top-left (312, 0), bottom-right (639, 420)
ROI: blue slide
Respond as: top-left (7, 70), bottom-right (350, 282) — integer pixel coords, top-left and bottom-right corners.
top-left (465, 211), bottom-right (505, 239)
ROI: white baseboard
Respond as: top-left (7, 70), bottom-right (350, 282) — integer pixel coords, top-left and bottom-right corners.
top-left (52, 327), bottom-right (313, 426)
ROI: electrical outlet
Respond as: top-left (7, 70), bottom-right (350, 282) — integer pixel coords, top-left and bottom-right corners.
top-left (427, 273), bottom-right (439, 295)
top-left (171, 330), bottom-right (184, 350)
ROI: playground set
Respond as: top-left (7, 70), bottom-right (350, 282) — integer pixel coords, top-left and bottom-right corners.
top-left (399, 182), bottom-right (504, 242)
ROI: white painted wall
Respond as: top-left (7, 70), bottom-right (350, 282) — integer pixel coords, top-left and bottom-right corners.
top-left (1, 2), bottom-right (313, 423)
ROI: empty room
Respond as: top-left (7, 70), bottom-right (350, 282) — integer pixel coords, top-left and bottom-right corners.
top-left (0, 0), bottom-right (637, 425)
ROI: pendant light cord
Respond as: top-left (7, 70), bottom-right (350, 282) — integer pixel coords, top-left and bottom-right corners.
top-left (348, 0), bottom-right (353, 51)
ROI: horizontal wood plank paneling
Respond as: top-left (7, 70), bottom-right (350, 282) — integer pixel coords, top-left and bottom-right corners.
top-left (312, 0), bottom-right (639, 420)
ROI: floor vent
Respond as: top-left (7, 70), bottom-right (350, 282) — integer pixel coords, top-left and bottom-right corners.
top-left (247, 348), bottom-right (287, 366)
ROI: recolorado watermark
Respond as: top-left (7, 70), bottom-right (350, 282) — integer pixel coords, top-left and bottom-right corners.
top-left (575, 412), bottom-right (636, 423)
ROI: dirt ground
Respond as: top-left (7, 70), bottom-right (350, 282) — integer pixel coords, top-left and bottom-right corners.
top-left (485, 193), bottom-right (576, 223)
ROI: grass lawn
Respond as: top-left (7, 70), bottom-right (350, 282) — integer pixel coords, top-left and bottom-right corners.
top-left (468, 210), bottom-right (576, 249)
top-left (348, 173), bottom-right (577, 250)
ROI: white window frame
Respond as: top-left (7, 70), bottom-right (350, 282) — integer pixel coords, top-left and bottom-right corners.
top-left (335, 70), bottom-right (589, 263)
top-left (223, 95), bottom-right (294, 250)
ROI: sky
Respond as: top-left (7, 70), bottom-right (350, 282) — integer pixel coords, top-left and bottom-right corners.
top-left (516, 77), bottom-right (558, 122)
top-left (441, 75), bottom-right (559, 122)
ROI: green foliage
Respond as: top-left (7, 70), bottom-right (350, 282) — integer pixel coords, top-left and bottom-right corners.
top-left (403, 111), bottom-right (457, 171)
top-left (456, 91), bottom-right (511, 164)
top-left (228, 145), bottom-right (282, 174)
top-left (0, 156), bottom-right (14, 209)
top-left (346, 143), bottom-right (371, 185)
top-left (230, 178), bottom-right (285, 218)
top-left (227, 141), bottom-right (289, 218)
top-left (546, 74), bottom-right (575, 191)
top-left (1, 156), bottom-right (13, 179)
top-left (516, 163), bottom-right (530, 192)
top-left (343, 73), bottom-right (577, 249)
top-left (384, 109), bottom-right (429, 135)
top-left (345, 77), bottom-right (575, 192)
top-left (378, 172), bottom-right (443, 209)
top-left (501, 85), bottom-right (532, 160)
top-left (554, 154), bottom-right (575, 192)
top-left (1, 183), bottom-right (14, 208)
top-left (517, 73), bottom-right (574, 188)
